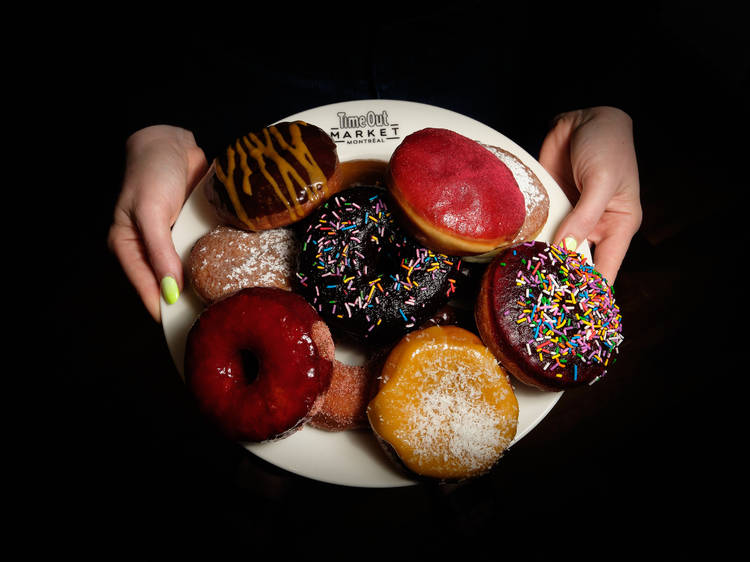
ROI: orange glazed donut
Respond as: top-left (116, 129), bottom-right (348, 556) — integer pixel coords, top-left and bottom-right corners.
top-left (205, 121), bottom-right (343, 231)
top-left (386, 128), bottom-right (526, 256)
top-left (367, 325), bottom-right (519, 481)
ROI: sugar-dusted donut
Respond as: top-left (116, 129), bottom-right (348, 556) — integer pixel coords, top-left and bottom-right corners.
top-left (301, 321), bottom-right (381, 432)
top-left (184, 287), bottom-right (333, 442)
top-left (367, 325), bottom-right (519, 481)
top-left (481, 145), bottom-right (549, 247)
top-left (475, 241), bottom-right (624, 391)
top-left (187, 225), bottom-right (298, 303)
top-left (294, 185), bottom-right (463, 345)
top-left (386, 128), bottom-right (526, 256)
top-left (205, 121), bottom-right (342, 231)
top-left (309, 360), bottom-right (381, 432)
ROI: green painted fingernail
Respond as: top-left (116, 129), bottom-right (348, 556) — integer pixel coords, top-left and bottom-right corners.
top-left (161, 276), bottom-right (180, 305)
top-left (564, 236), bottom-right (578, 251)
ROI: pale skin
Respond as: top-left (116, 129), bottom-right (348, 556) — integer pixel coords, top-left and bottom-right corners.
top-left (539, 106), bottom-right (642, 284)
top-left (108, 106), bottom-right (642, 323)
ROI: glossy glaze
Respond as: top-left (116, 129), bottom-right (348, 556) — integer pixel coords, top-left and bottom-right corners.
top-left (184, 287), bottom-right (332, 441)
top-left (207, 121), bottom-right (339, 230)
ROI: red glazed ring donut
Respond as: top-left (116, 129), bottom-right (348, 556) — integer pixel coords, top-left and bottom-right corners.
top-left (184, 287), bottom-right (333, 442)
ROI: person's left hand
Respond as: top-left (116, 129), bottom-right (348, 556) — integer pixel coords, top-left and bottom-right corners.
top-left (108, 125), bottom-right (208, 322)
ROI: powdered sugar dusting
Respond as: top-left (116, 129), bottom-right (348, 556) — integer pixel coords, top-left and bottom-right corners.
top-left (483, 144), bottom-right (546, 210)
top-left (189, 226), bottom-right (299, 302)
top-left (392, 346), bottom-right (517, 476)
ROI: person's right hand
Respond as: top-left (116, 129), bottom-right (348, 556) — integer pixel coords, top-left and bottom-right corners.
top-left (538, 106), bottom-right (642, 285)
top-left (108, 125), bottom-right (208, 322)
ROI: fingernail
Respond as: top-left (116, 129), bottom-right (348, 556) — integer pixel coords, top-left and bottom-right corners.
top-left (563, 236), bottom-right (578, 251)
top-left (161, 276), bottom-right (180, 305)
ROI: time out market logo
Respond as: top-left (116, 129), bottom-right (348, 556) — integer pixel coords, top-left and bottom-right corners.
top-left (329, 110), bottom-right (400, 145)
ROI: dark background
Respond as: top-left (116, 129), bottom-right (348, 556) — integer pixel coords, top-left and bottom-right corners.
top-left (46, 1), bottom-right (744, 557)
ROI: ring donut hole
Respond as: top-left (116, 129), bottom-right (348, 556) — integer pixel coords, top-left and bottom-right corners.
top-left (184, 287), bottom-right (334, 443)
top-left (238, 348), bottom-right (260, 385)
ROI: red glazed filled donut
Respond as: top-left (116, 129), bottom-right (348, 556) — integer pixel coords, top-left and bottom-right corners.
top-left (184, 287), bottom-right (333, 442)
top-left (386, 128), bottom-right (526, 256)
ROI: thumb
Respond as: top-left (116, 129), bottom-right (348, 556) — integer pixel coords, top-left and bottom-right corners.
top-left (138, 148), bottom-right (208, 312)
top-left (137, 202), bottom-right (185, 309)
top-left (122, 130), bottom-right (207, 319)
top-left (552, 167), bottom-right (615, 253)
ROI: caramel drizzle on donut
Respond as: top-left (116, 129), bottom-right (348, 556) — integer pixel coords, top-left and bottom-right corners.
top-left (215, 122), bottom-right (329, 229)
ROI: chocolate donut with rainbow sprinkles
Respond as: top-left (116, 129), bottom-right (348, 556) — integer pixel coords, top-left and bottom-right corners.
top-left (294, 185), bottom-right (463, 345)
top-left (475, 241), bottom-right (624, 391)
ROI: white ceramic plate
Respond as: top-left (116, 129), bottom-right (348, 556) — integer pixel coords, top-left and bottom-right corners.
top-left (162, 99), bottom-right (590, 488)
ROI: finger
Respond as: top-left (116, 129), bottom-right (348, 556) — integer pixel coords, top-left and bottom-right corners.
top-left (141, 152), bottom-right (208, 308)
top-left (538, 111), bottom-right (582, 205)
top-left (589, 221), bottom-right (638, 285)
top-left (135, 202), bottom-right (185, 310)
top-left (124, 140), bottom-right (207, 315)
top-left (552, 170), bottom-right (617, 252)
top-left (108, 222), bottom-right (162, 322)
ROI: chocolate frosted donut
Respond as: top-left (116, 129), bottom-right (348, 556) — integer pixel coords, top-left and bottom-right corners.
top-left (294, 185), bottom-right (463, 345)
top-left (205, 121), bottom-right (341, 231)
top-left (475, 241), bottom-right (624, 390)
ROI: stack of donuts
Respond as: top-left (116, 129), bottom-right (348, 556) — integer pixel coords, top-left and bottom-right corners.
top-left (183, 121), bottom-right (624, 482)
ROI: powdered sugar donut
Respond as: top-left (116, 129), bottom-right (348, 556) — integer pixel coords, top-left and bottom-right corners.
top-left (309, 359), bottom-right (381, 431)
top-left (188, 225), bottom-right (298, 303)
top-left (305, 314), bottom-right (382, 432)
top-left (482, 145), bottom-right (549, 245)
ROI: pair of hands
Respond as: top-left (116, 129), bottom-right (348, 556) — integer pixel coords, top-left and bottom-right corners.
top-left (108, 106), bottom-right (642, 323)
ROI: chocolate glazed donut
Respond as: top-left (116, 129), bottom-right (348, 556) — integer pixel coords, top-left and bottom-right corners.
top-left (205, 121), bottom-right (341, 231)
top-left (475, 241), bottom-right (624, 390)
top-left (294, 185), bottom-right (464, 345)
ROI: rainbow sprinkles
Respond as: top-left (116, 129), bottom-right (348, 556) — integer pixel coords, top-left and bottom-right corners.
top-left (509, 241), bottom-right (624, 385)
top-left (294, 186), bottom-right (461, 344)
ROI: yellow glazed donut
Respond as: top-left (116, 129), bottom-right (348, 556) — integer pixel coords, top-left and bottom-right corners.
top-left (367, 325), bottom-right (519, 481)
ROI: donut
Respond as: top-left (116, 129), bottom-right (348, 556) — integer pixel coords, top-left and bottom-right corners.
top-left (472, 145), bottom-right (550, 259)
top-left (309, 360), bottom-right (382, 432)
top-left (184, 287), bottom-right (333, 442)
top-left (187, 225), bottom-right (298, 303)
top-left (301, 321), bottom-right (381, 432)
top-left (386, 127), bottom-right (526, 256)
top-left (475, 241), bottom-right (624, 391)
top-left (205, 121), bottom-right (342, 231)
top-left (367, 325), bottom-right (519, 481)
top-left (294, 185), bottom-right (463, 345)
